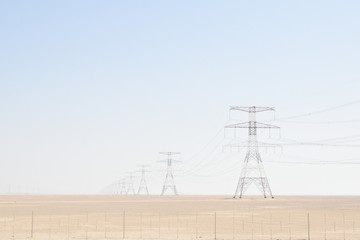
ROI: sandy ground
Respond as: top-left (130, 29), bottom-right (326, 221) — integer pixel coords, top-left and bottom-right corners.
top-left (0, 195), bottom-right (359, 240)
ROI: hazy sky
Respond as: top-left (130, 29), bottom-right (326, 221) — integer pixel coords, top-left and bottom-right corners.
top-left (1, 1), bottom-right (360, 195)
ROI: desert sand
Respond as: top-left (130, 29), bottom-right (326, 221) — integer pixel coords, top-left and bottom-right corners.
top-left (0, 195), bottom-right (359, 239)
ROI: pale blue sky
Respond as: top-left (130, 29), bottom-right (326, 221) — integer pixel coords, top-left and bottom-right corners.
top-left (0, 1), bottom-right (360, 195)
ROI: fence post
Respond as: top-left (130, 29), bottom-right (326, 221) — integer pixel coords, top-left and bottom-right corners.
top-left (105, 212), bottom-right (107, 239)
top-left (123, 211), bottom-right (126, 239)
top-left (353, 221), bottom-right (355, 232)
top-left (140, 213), bottom-right (143, 239)
top-left (177, 213), bottom-right (179, 239)
top-left (196, 212), bottom-right (198, 239)
top-left (31, 211), bottom-right (34, 238)
top-left (232, 212), bottom-right (235, 240)
top-left (335, 221), bottom-right (337, 232)
top-left (289, 227), bottom-right (291, 240)
top-left (67, 214), bottom-right (70, 240)
top-left (325, 227), bottom-right (327, 240)
top-left (214, 212), bottom-right (217, 240)
top-left (158, 213), bottom-right (160, 239)
top-left (343, 213), bottom-right (346, 240)
top-left (307, 213), bottom-right (310, 240)
top-left (49, 214), bottom-right (52, 239)
top-left (270, 212), bottom-right (273, 240)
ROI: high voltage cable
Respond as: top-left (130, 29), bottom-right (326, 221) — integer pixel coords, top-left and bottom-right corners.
top-left (330, 138), bottom-right (360, 144)
top-left (275, 99), bottom-right (360, 120)
top-left (280, 142), bottom-right (360, 147)
top-left (267, 152), bottom-right (360, 165)
top-left (182, 124), bottom-right (276, 176)
top-left (190, 159), bottom-right (242, 178)
top-left (278, 119), bottom-right (360, 124)
top-left (181, 126), bottom-right (224, 165)
top-left (267, 160), bottom-right (360, 165)
top-left (181, 132), bottom-right (226, 176)
top-left (282, 142), bottom-right (360, 148)
top-left (186, 139), bottom-right (248, 171)
top-left (185, 153), bottom-right (240, 177)
top-left (303, 134), bottom-right (360, 143)
top-left (271, 137), bottom-right (360, 147)
top-left (181, 142), bottom-right (225, 176)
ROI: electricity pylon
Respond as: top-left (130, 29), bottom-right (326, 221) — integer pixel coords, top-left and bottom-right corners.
top-left (127, 173), bottom-right (137, 195)
top-left (159, 152), bottom-right (181, 195)
top-left (225, 106), bottom-right (279, 198)
top-left (100, 182), bottom-right (117, 195)
top-left (137, 165), bottom-right (150, 195)
top-left (116, 180), bottom-right (122, 195)
top-left (120, 178), bottom-right (127, 195)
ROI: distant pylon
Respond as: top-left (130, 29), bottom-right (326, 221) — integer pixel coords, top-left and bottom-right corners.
top-left (116, 180), bottom-right (122, 194)
top-left (159, 152), bottom-right (181, 195)
top-left (137, 165), bottom-right (150, 195)
top-left (120, 178), bottom-right (127, 195)
top-left (127, 173), bottom-right (136, 195)
top-left (225, 106), bottom-right (279, 198)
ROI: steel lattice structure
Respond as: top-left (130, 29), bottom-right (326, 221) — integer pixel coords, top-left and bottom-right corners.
top-left (120, 178), bottom-right (127, 195)
top-left (159, 152), bottom-right (181, 195)
top-left (137, 165), bottom-right (150, 195)
top-left (225, 106), bottom-right (279, 198)
top-left (127, 173), bottom-right (136, 195)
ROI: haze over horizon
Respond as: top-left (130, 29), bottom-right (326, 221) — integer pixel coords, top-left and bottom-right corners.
top-left (1, 1), bottom-right (360, 195)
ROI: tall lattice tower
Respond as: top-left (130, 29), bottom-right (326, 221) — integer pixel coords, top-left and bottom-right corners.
top-left (159, 152), bottom-right (181, 195)
top-left (225, 106), bottom-right (279, 198)
top-left (137, 165), bottom-right (150, 195)
top-left (120, 178), bottom-right (127, 195)
top-left (127, 173), bottom-right (136, 195)
top-left (116, 179), bottom-right (122, 195)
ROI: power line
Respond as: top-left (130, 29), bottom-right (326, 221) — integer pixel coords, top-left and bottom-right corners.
top-left (275, 138), bottom-right (360, 147)
top-left (267, 160), bottom-right (360, 165)
top-left (120, 178), bottom-right (127, 195)
top-left (278, 119), bottom-right (360, 124)
top-left (181, 137), bottom-right (225, 176)
top-left (190, 156), bottom-right (242, 178)
top-left (127, 173), bottom-right (136, 195)
top-left (275, 99), bottom-right (360, 120)
top-left (266, 152), bottom-right (360, 165)
top-left (181, 126), bottom-right (226, 176)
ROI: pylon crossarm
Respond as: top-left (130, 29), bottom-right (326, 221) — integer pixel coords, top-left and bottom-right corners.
top-left (254, 122), bottom-right (280, 129)
top-left (157, 160), bottom-right (182, 163)
top-left (159, 152), bottom-right (181, 155)
top-left (225, 122), bottom-right (279, 129)
top-left (230, 106), bottom-right (275, 112)
top-left (225, 122), bottom-right (249, 128)
top-left (224, 143), bottom-right (281, 150)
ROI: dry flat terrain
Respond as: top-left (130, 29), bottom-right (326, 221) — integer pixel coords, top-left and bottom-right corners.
top-left (0, 195), bottom-right (359, 240)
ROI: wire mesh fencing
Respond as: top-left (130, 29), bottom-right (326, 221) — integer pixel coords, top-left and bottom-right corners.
top-left (1, 210), bottom-right (360, 240)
